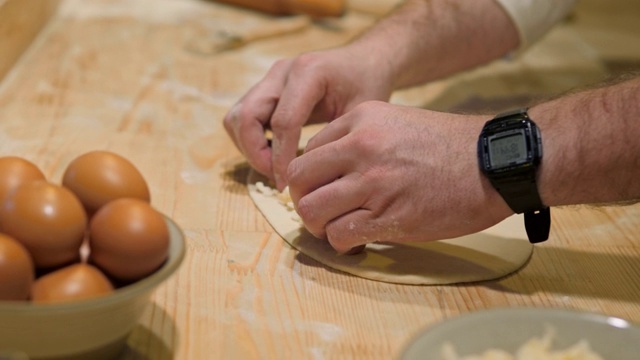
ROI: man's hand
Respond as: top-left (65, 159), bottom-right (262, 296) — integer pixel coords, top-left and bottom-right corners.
top-left (287, 101), bottom-right (513, 253)
top-left (223, 48), bottom-right (393, 191)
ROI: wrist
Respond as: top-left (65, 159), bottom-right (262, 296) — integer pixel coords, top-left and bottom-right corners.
top-left (529, 77), bottom-right (640, 207)
top-left (462, 116), bottom-right (515, 228)
top-left (343, 40), bottom-right (397, 93)
top-left (526, 103), bottom-right (567, 207)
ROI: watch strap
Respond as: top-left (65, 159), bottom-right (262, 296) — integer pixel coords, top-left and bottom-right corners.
top-left (488, 172), bottom-right (545, 214)
top-left (489, 174), bottom-right (551, 242)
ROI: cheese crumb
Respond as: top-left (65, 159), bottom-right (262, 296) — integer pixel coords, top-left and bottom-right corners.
top-left (259, 183), bottom-right (302, 223)
top-left (441, 329), bottom-right (605, 360)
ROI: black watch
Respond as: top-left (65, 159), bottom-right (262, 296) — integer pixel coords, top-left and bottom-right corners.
top-left (477, 108), bottom-right (550, 243)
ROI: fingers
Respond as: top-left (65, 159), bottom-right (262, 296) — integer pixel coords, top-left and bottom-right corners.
top-left (224, 102), bottom-right (274, 176)
top-left (292, 171), bottom-right (369, 240)
top-left (293, 167), bottom-right (402, 254)
top-left (287, 129), bottom-right (376, 254)
top-left (325, 209), bottom-right (377, 254)
top-left (293, 173), bottom-right (373, 255)
top-left (270, 58), bottom-right (329, 190)
top-left (325, 206), bottom-right (412, 254)
top-left (223, 59), bottom-right (294, 178)
top-left (270, 125), bottom-right (301, 191)
top-left (286, 118), bottom-right (358, 208)
top-left (304, 116), bottom-right (352, 153)
top-left (224, 55), bottom-right (334, 189)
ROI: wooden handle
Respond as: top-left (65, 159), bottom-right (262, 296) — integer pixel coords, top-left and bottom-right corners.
top-left (214, 0), bottom-right (286, 15)
top-left (214, 0), bottom-right (345, 17)
top-left (288, 0), bottom-right (346, 17)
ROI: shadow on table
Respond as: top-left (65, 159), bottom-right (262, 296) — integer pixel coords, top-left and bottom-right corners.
top-left (293, 243), bottom-right (640, 305)
top-left (486, 245), bottom-right (640, 302)
top-left (117, 302), bottom-right (177, 360)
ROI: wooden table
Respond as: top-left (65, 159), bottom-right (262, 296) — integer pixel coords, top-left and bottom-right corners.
top-left (1, 0), bottom-right (639, 358)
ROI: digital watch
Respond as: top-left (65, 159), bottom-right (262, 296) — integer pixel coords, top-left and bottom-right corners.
top-left (477, 108), bottom-right (550, 243)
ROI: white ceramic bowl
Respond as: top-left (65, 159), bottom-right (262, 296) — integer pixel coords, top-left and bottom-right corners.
top-left (401, 307), bottom-right (640, 360)
top-left (0, 217), bottom-right (185, 360)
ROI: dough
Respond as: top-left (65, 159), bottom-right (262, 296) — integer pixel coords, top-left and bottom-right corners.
top-left (247, 170), bottom-right (533, 285)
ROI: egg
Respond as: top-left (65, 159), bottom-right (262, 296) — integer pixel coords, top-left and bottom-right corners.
top-left (0, 181), bottom-right (88, 270)
top-left (89, 198), bottom-right (169, 282)
top-left (31, 263), bottom-right (114, 304)
top-left (62, 151), bottom-right (150, 215)
top-left (0, 234), bottom-right (35, 301)
top-left (0, 156), bottom-right (46, 205)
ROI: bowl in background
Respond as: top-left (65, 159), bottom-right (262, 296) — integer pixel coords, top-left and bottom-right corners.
top-left (0, 217), bottom-right (185, 360)
top-left (401, 307), bottom-right (640, 360)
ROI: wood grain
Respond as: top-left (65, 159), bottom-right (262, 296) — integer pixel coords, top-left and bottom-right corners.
top-left (0, 0), bottom-right (60, 82)
top-left (1, 0), bottom-right (639, 359)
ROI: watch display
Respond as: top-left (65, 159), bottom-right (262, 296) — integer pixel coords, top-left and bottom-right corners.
top-left (488, 130), bottom-right (527, 168)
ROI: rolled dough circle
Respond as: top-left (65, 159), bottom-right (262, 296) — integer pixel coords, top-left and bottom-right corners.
top-left (247, 169), bottom-right (533, 285)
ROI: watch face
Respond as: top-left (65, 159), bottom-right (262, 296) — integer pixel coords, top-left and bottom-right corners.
top-left (488, 130), bottom-right (527, 168)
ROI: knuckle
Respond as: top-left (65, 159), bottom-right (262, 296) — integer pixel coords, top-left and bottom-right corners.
top-left (222, 105), bottom-right (239, 128)
top-left (291, 53), bottom-right (320, 71)
top-left (326, 217), bottom-right (372, 253)
top-left (352, 100), bottom-right (385, 114)
top-left (326, 230), bottom-right (352, 254)
top-left (235, 104), bottom-right (253, 124)
top-left (222, 116), bottom-right (233, 134)
top-left (297, 200), bottom-right (326, 239)
top-left (295, 196), bottom-right (316, 223)
top-left (306, 226), bottom-right (326, 240)
top-left (272, 58), bottom-right (293, 71)
top-left (235, 112), bottom-right (260, 135)
top-left (341, 129), bottom-right (378, 159)
top-left (286, 158), bottom-right (303, 184)
top-left (354, 133), bottom-right (379, 154)
top-left (270, 115), bottom-right (296, 133)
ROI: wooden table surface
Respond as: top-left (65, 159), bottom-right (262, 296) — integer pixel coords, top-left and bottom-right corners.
top-left (1, 0), bottom-right (639, 358)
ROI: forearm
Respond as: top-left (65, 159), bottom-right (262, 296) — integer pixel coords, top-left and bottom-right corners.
top-left (346, 0), bottom-right (519, 90)
top-left (532, 76), bottom-right (640, 207)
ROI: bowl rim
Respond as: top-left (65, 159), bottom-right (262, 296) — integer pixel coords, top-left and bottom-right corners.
top-left (423, 307), bottom-right (638, 328)
top-left (400, 306), bottom-right (640, 358)
top-left (0, 216), bottom-right (185, 313)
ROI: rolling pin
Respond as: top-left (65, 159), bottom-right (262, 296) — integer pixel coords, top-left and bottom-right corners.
top-left (214, 0), bottom-right (346, 17)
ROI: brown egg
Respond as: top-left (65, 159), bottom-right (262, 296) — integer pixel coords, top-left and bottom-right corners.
top-left (0, 234), bottom-right (35, 301)
top-left (0, 181), bottom-right (87, 270)
top-left (31, 263), bottom-right (114, 304)
top-left (62, 151), bottom-right (150, 215)
top-left (0, 156), bottom-right (46, 205)
top-left (89, 198), bottom-right (169, 282)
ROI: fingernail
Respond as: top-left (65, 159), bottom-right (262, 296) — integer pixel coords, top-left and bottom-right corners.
top-left (344, 244), bottom-right (366, 255)
top-left (274, 173), bottom-right (284, 192)
top-left (230, 102), bottom-right (242, 121)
